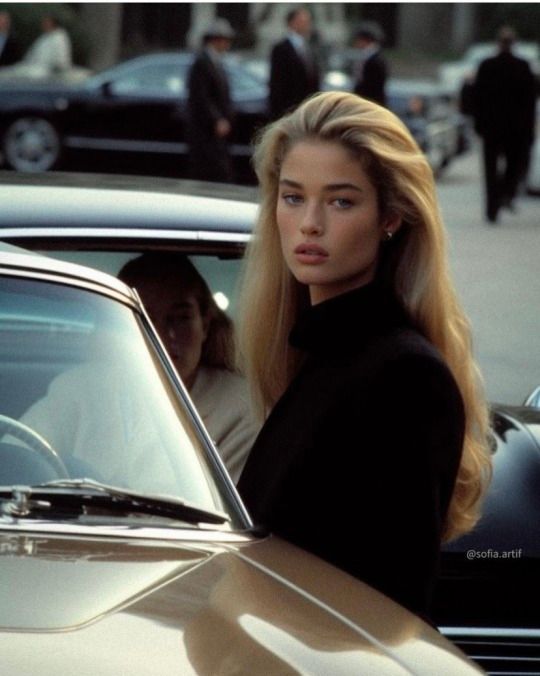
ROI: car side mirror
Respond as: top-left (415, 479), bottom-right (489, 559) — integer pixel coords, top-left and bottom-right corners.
top-left (524, 386), bottom-right (540, 408)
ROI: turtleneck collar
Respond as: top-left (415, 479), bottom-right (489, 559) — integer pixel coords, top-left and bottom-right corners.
top-left (289, 282), bottom-right (410, 353)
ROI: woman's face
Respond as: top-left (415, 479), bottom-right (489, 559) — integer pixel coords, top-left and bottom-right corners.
top-left (276, 139), bottom-right (400, 305)
top-left (136, 279), bottom-right (208, 389)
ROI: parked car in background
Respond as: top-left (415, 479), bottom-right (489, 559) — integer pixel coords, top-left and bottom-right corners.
top-left (0, 49), bottom-right (470, 183)
top-left (438, 41), bottom-right (540, 96)
top-left (0, 52), bottom-right (268, 181)
top-left (325, 49), bottom-right (470, 171)
top-left (0, 242), bottom-right (483, 675)
top-left (2, 171), bottom-right (540, 674)
top-left (386, 78), bottom-right (464, 176)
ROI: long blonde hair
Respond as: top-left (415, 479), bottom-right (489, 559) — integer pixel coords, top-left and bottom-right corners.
top-left (238, 91), bottom-right (491, 541)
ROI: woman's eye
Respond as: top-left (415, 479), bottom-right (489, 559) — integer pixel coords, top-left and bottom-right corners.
top-left (332, 198), bottom-right (353, 209)
top-left (282, 193), bottom-right (303, 205)
top-left (168, 314), bottom-right (193, 326)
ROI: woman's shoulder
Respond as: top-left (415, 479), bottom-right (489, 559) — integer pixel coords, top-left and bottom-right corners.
top-left (365, 327), bottom-right (463, 408)
top-left (377, 326), bottom-right (445, 362)
top-left (192, 366), bottom-right (249, 400)
top-left (339, 325), bottom-right (444, 369)
top-left (343, 326), bottom-right (460, 398)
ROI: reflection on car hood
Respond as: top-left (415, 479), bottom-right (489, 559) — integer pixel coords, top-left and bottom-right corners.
top-left (0, 532), bottom-right (478, 674)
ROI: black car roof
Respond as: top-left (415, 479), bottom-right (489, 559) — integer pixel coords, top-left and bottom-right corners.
top-left (0, 172), bottom-right (258, 234)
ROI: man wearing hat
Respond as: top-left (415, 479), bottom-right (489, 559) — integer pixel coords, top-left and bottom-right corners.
top-left (186, 18), bottom-right (235, 183)
top-left (352, 21), bottom-right (388, 107)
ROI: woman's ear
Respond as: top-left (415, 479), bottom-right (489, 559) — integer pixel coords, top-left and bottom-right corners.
top-left (381, 212), bottom-right (402, 239)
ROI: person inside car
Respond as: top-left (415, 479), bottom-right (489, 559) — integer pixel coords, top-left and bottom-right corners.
top-left (15, 253), bottom-right (257, 488)
top-left (236, 91), bottom-right (492, 620)
top-left (118, 253), bottom-right (258, 483)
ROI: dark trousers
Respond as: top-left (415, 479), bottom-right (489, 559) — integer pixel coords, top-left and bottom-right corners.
top-left (481, 135), bottom-right (528, 220)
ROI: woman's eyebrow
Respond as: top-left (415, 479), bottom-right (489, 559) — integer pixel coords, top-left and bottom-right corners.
top-left (279, 178), bottom-right (363, 193)
top-left (325, 183), bottom-right (363, 193)
top-left (279, 178), bottom-right (302, 188)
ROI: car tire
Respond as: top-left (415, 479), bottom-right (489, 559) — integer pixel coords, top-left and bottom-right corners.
top-left (3, 116), bottom-right (61, 172)
top-left (425, 144), bottom-right (446, 177)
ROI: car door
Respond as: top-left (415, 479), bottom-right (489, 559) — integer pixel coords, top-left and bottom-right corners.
top-left (63, 59), bottom-right (189, 155)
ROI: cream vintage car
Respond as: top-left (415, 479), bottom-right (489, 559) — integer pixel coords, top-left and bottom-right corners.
top-left (0, 245), bottom-right (481, 675)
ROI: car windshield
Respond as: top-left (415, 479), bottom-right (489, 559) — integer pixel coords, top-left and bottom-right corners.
top-left (0, 274), bottom-right (240, 527)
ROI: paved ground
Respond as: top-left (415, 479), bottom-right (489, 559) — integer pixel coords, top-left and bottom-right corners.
top-left (436, 144), bottom-right (540, 405)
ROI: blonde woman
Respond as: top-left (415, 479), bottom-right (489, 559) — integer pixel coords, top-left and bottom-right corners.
top-left (237, 91), bottom-right (491, 619)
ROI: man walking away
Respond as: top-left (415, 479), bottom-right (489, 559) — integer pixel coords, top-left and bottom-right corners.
top-left (186, 18), bottom-right (235, 183)
top-left (472, 26), bottom-right (537, 223)
top-left (269, 7), bottom-right (320, 120)
top-left (352, 22), bottom-right (388, 108)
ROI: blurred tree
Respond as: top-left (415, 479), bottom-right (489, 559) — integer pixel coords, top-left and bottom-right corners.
top-left (77, 3), bottom-right (122, 70)
top-left (121, 3), bottom-right (191, 57)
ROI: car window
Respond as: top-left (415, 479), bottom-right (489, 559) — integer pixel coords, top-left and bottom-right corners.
top-left (0, 274), bottom-right (237, 522)
top-left (225, 63), bottom-right (267, 99)
top-left (37, 251), bottom-right (243, 318)
top-left (109, 63), bottom-right (186, 96)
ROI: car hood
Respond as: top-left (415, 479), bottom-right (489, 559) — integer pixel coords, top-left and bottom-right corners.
top-left (0, 530), bottom-right (478, 675)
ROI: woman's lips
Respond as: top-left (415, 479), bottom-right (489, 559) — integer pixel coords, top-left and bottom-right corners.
top-left (294, 243), bottom-right (329, 265)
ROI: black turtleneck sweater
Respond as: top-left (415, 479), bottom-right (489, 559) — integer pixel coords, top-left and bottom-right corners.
top-left (238, 282), bottom-right (465, 618)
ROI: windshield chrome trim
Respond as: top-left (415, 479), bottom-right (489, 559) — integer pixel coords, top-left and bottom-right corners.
top-left (135, 299), bottom-right (253, 530)
top-left (0, 520), bottom-right (255, 543)
top-left (0, 227), bottom-right (250, 244)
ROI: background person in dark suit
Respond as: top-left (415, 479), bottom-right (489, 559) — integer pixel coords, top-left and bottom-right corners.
top-left (352, 21), bottom-right (388, 107)
top-left (0, 11), bottom-right (22, 66)
top-left (472, 26), bottom-right (537, 223)
top-left (269, 7), bottom-right (320, 120)
top-left (186, 18), bottom-right (235, 183)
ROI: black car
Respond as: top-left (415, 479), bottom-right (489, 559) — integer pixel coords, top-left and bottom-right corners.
top-left (385, 79), bottom-right (465, 175)
top-left (324, 51), bottom-right (468, 176)
top-left (1, 171), bottom-right (539, 674)
top-left (0, 52), bottom-right (268, 180)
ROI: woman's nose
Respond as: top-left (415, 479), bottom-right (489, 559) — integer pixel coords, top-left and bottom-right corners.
top-left (149, 313), bottom-right (175, 341)
top-left (299, 204), bottom-right (323, 235)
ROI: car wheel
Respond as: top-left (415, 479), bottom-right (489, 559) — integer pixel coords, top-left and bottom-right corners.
top-left (426, 144), bottom-right (446, 177)
top-left (3, 116), bottom-right (61, 172)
